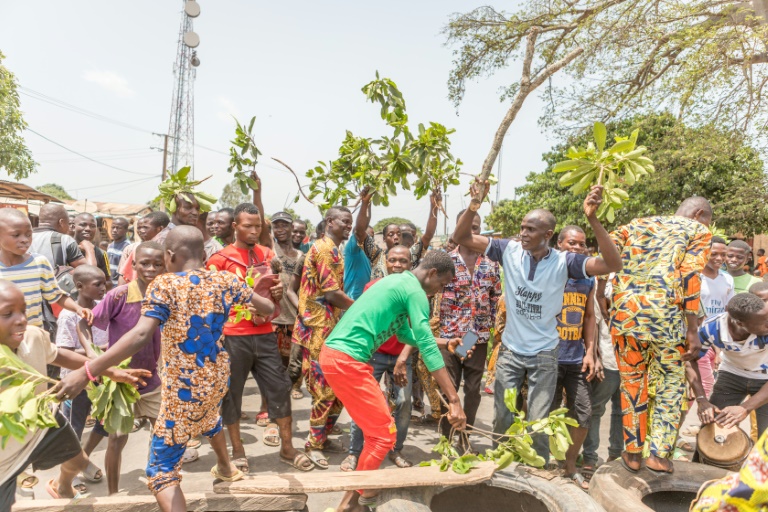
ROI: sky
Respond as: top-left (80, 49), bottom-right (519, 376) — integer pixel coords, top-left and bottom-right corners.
top-left (0, 1), bottom-right (557, 234)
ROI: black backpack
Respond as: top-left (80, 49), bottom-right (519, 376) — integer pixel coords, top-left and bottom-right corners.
top-left (50, 232), bottom-right (78, 301)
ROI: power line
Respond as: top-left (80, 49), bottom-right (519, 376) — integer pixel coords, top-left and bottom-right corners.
top-left (26, 129), bottom-right (156, 177)
top-left (68, 176), bottom-right (159, 192)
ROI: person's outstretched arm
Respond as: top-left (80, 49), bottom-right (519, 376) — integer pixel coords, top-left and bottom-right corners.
top-left (582, 186), bottom-right (623, 276)
top-left (452, 180), bottom-right (491, 254)
top-left (419, 190), bottom-right (440, 250)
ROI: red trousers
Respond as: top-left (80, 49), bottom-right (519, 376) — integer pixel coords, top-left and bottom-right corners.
top-left (319, 345), bottom-right (396, 472)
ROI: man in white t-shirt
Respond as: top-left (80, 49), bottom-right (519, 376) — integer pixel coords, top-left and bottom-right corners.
top-left (692, 293), bottom-right (768, 437)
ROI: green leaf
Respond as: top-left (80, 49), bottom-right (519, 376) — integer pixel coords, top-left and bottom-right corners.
top-left (503, 388), bottom-right (518, 414)
top-left (593, 122), bottom-right (607, 153)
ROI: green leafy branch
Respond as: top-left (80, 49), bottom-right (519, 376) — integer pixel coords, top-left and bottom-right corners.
top-left (0, 345), bottom-right (60, 448)
top-left (86, 345), bottom-right (140, 435)
top-left (227, 116), bottom-right (262, 195)
top-left (422, 388), bottom-right (576, 473)
top-left (155, 166), bottom-right (217, 213)
top-left (553, 122), bottom-right (655, 222)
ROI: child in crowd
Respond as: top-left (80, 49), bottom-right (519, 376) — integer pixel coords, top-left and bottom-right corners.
top-left (54, 226), bottom-right (277, 512)
top-left (56, 265), bottom-right (110, 493)
top-left (726, 240), bottom-right (761, 294)
top-left (0, 281), bottom-right (147, 512)
top-left (77, 241), bottom-right (166, 495)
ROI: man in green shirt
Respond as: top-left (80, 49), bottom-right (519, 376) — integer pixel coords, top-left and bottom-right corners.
top-left (727, 240), bottom-right (762, 293)
top-left (320, 250), bottom-right (466, 512)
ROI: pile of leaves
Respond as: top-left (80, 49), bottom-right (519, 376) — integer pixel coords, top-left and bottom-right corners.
top-left (86, 345), bottom-right (140, 435)
top-left (155, 166), bottom-right (217, 213)
top-left (553, 122), bottom-right (655, 222)
top-left (422, 388), bottom-right (577, 473)
top-left (0, 345), bottom-right (59, 448)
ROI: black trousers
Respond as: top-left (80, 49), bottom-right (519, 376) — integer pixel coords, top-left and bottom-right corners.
top-left (709, 370), bottom-right (768, 437)
top-left (439, 342), bottom-right (488, 437)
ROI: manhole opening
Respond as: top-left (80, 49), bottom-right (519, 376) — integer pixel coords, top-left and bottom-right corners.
top-left (430, 484), bottom-right (548, 512)
top-left (640, 491), bottom-right (698, 512)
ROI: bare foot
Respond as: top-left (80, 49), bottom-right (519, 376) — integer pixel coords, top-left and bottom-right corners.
top-left (621, 451), bottom-right (641, 472)
top-left (646, 454), bottom-right (673, 473)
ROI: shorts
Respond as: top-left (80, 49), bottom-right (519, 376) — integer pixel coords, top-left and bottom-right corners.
top-left (550, 363), bottom-right (592, 428)
top-left (135, 388), bottom-right (162, 420)
top-left (222, 333), bottom-right (291, 424)
top-left (0, 412), bottom-right (82, 512)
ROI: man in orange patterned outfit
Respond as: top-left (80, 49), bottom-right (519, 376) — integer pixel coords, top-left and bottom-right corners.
top-left (609, 197), bottom-right (712, 474)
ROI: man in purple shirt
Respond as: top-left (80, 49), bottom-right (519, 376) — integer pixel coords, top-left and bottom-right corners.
top-left (77, 241), bottom-right (164, 495)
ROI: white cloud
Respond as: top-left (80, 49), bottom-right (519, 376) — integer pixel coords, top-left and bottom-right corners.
top-left (82, 70), bottom-right (135, 98)
top-left (216, 96), bottom-right (240, 122)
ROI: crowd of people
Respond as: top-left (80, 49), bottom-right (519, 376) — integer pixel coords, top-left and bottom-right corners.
top-left (1, 175), bottom-right (768, 512)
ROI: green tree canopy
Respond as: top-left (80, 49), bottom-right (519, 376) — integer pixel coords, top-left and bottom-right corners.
top-left (0, 51), bottom-right (35, 180)
top-left (37, 183), bottom-right (73, 201)
top-left (486, 113), bottom-right (767, 237)
top-left (217, 179), bottom-right (249, 210)
top-left (373, 216), bottom-right (417, 234)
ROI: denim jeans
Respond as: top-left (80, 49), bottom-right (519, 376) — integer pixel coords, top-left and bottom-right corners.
top-left (349, 352), bottom-right (413, 456)
top-left (582, 368), bottom-right (623, 464)
top-left (493, 345), bottom-right (558, 459)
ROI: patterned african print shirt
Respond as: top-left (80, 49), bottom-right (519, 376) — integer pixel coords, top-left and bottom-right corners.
top-left (359, 234), bottom-right (424, 280)
top-left (435, 249), bottom-right (501, 344)
top-left (291, 235), bottom-right (345, 359)
top-left (142, 269), bottom-right (253, 446)
top-left (609, 216), bottom-right (711, 342)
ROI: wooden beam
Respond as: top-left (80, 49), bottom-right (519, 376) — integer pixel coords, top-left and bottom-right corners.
top-left (215, 461), bottom-right (497, 495)
top-left (11, 492), bottom-right (307, 512)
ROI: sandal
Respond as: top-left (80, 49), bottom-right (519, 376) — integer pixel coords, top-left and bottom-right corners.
top-left (389, 451), bottom-right (413, 468)
top-left (210, 464), bottom-right (244, 482)
top-left (256, 411), bottom-right (270, 428)
top-left (291, 388), bottom-right (304, 400)
top-left (16, 471), bottom-right (38, 498)
top-left (186, 437), bottom-right (202, 449)
top-left (564, 472), bottom-right (590, 491)
top-left (280, 452), bottom-right (314, 472)
top-left (182, 447), bottom-right (200, 464)
top-left (340, 454), bottom-right (358, 472)
top-left (85, 416), bottom-right (96, 429)
top-left (46, 479), bottom-right (87, 500)
top-left (305, 448), bottom-right (328, 470)
top-left (323, 439), bottom-right (345, 453)
top-left (240, 411), bottom-right (248, 420)
top-left (676, 438), bottom-right (695, 452)
top-left (263, 424), bottom-right (280, 447)
top-left (231, 457), bottom-right (249, 473)
top-left (671, 447), bottom-right (690, 462)
top-left (330, 424), bottom-right (343, 436)
top-left (81, 461), bottom-right (103, 483)
top-left (72, 477), bottom-right (87, 494)
top-left (132, 417), bottom-right (148, 433)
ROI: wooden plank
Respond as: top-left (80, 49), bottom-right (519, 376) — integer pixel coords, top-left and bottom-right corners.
top-left (215, 461), bottom-right (497, 495)
top-left (12, 492), bottom-right (307, 512)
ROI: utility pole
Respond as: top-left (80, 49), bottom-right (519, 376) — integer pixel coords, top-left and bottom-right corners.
top-left (161, 134), bottom-right (169, 182)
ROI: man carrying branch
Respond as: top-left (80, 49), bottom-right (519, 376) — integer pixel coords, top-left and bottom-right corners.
top-left (452, 180), bottom-right (622, 460)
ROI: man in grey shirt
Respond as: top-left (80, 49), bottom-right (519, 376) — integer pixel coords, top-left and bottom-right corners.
top-left (31, 204), bottom-right (89, 270)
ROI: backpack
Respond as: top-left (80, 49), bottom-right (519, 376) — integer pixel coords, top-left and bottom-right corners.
top-left (50, 232), bottom-right (78, 301)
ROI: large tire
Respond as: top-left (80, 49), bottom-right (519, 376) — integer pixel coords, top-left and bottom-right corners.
top-left (379, 464), bottom-right (605, 512)
top-left (589, 460), bottom-right (732, 512)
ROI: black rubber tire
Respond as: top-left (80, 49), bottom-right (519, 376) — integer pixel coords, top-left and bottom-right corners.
top-left (588, 459), bottom-right (732, 512)
top-left (378, 464), bottom-right (605, 512)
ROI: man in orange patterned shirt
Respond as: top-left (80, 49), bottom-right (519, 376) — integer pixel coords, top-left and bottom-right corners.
top-left (609, 197), bottom-right (712, 474)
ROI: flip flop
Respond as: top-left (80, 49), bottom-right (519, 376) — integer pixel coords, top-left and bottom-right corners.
top-left (256, 411), bottom-right (270, 428)
top-left (340, 454), bottom-right (358, 472)
top-left (45, 479), bottom-right (88, 500)
top-left (263, 424), bottom-right (280, 447)
top-left (132, 417), bottom-right (148, 433)
top-left (322, 439), bottom-right (345, 453)
top-left (330, 424), bottom-right (343, 436)
top-left (72, 477), bottom-right (87, 494)
top-left (280, 452), bottom-right (314, 472)
top-left (182, 447), bottom-right (200, 464)
top-left (16, 471), bottom-right (37, 498)
top-left (81, 461), bottom-right (103, 483)
top-left (564, 472), bottom-right (590, 491)
top-left (646, 461), bottom-right (674, 474)
top-left (210, 465), bottom-right (244, 482)
top-left (232, 457), bottom-right (249, 473)
top-left (620, 454), bottom-right (640, 473)
top-left (186, 437), bottom-right (202, 449)
top-left (388, 451), bottom-right (413, 468)
top-left (291, 389), bottom-right (304, 400)
top-left (306, 448), bottom-right (328, 470)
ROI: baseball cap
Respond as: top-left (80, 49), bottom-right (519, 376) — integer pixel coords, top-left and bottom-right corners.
top-left (271, 211), bottom-right (294, 224)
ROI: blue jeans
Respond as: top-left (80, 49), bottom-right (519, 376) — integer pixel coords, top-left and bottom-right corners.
top-left (349, 352), bottom-right (412, 456)
top-left (582, 368), bottom-right (623, 464)
top-left (493, 345), bottom-right (558, 459)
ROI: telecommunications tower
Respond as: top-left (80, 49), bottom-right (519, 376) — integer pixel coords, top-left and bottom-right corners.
top-left (166, 0), bottom-right (201, 178)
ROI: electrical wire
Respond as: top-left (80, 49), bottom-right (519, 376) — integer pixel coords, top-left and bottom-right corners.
top-left (25, 129), bottom-right (156, 177)
top-left (66, 176), bottom-right (160, 193)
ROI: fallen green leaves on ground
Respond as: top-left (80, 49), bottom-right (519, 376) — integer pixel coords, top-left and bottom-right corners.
top-left (0, 345), bottom-right (59, 448)
top-left (553, 122), bottom-right (654, 222)
top-left (86, 345), bottom-right (140, 435)
top-left (421, 388), bottom-right (577, 473)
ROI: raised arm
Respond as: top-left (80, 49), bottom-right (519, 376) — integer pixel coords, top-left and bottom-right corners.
top-left (250, 171), bottom-right (273, 249)
top-left (582, 186), bottom-right (623, 276)
top-left (354, 189), bottom-right (373, 245)
top-left (420, 190), bottom-right (440, 250)
top-left (452, 180), bottom-right (491, 254)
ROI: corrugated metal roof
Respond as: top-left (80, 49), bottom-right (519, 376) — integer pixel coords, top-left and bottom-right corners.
top-left (65, 200), bottom-right (153, 217)
top-left (0, 181), bottom-right (63, 203)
